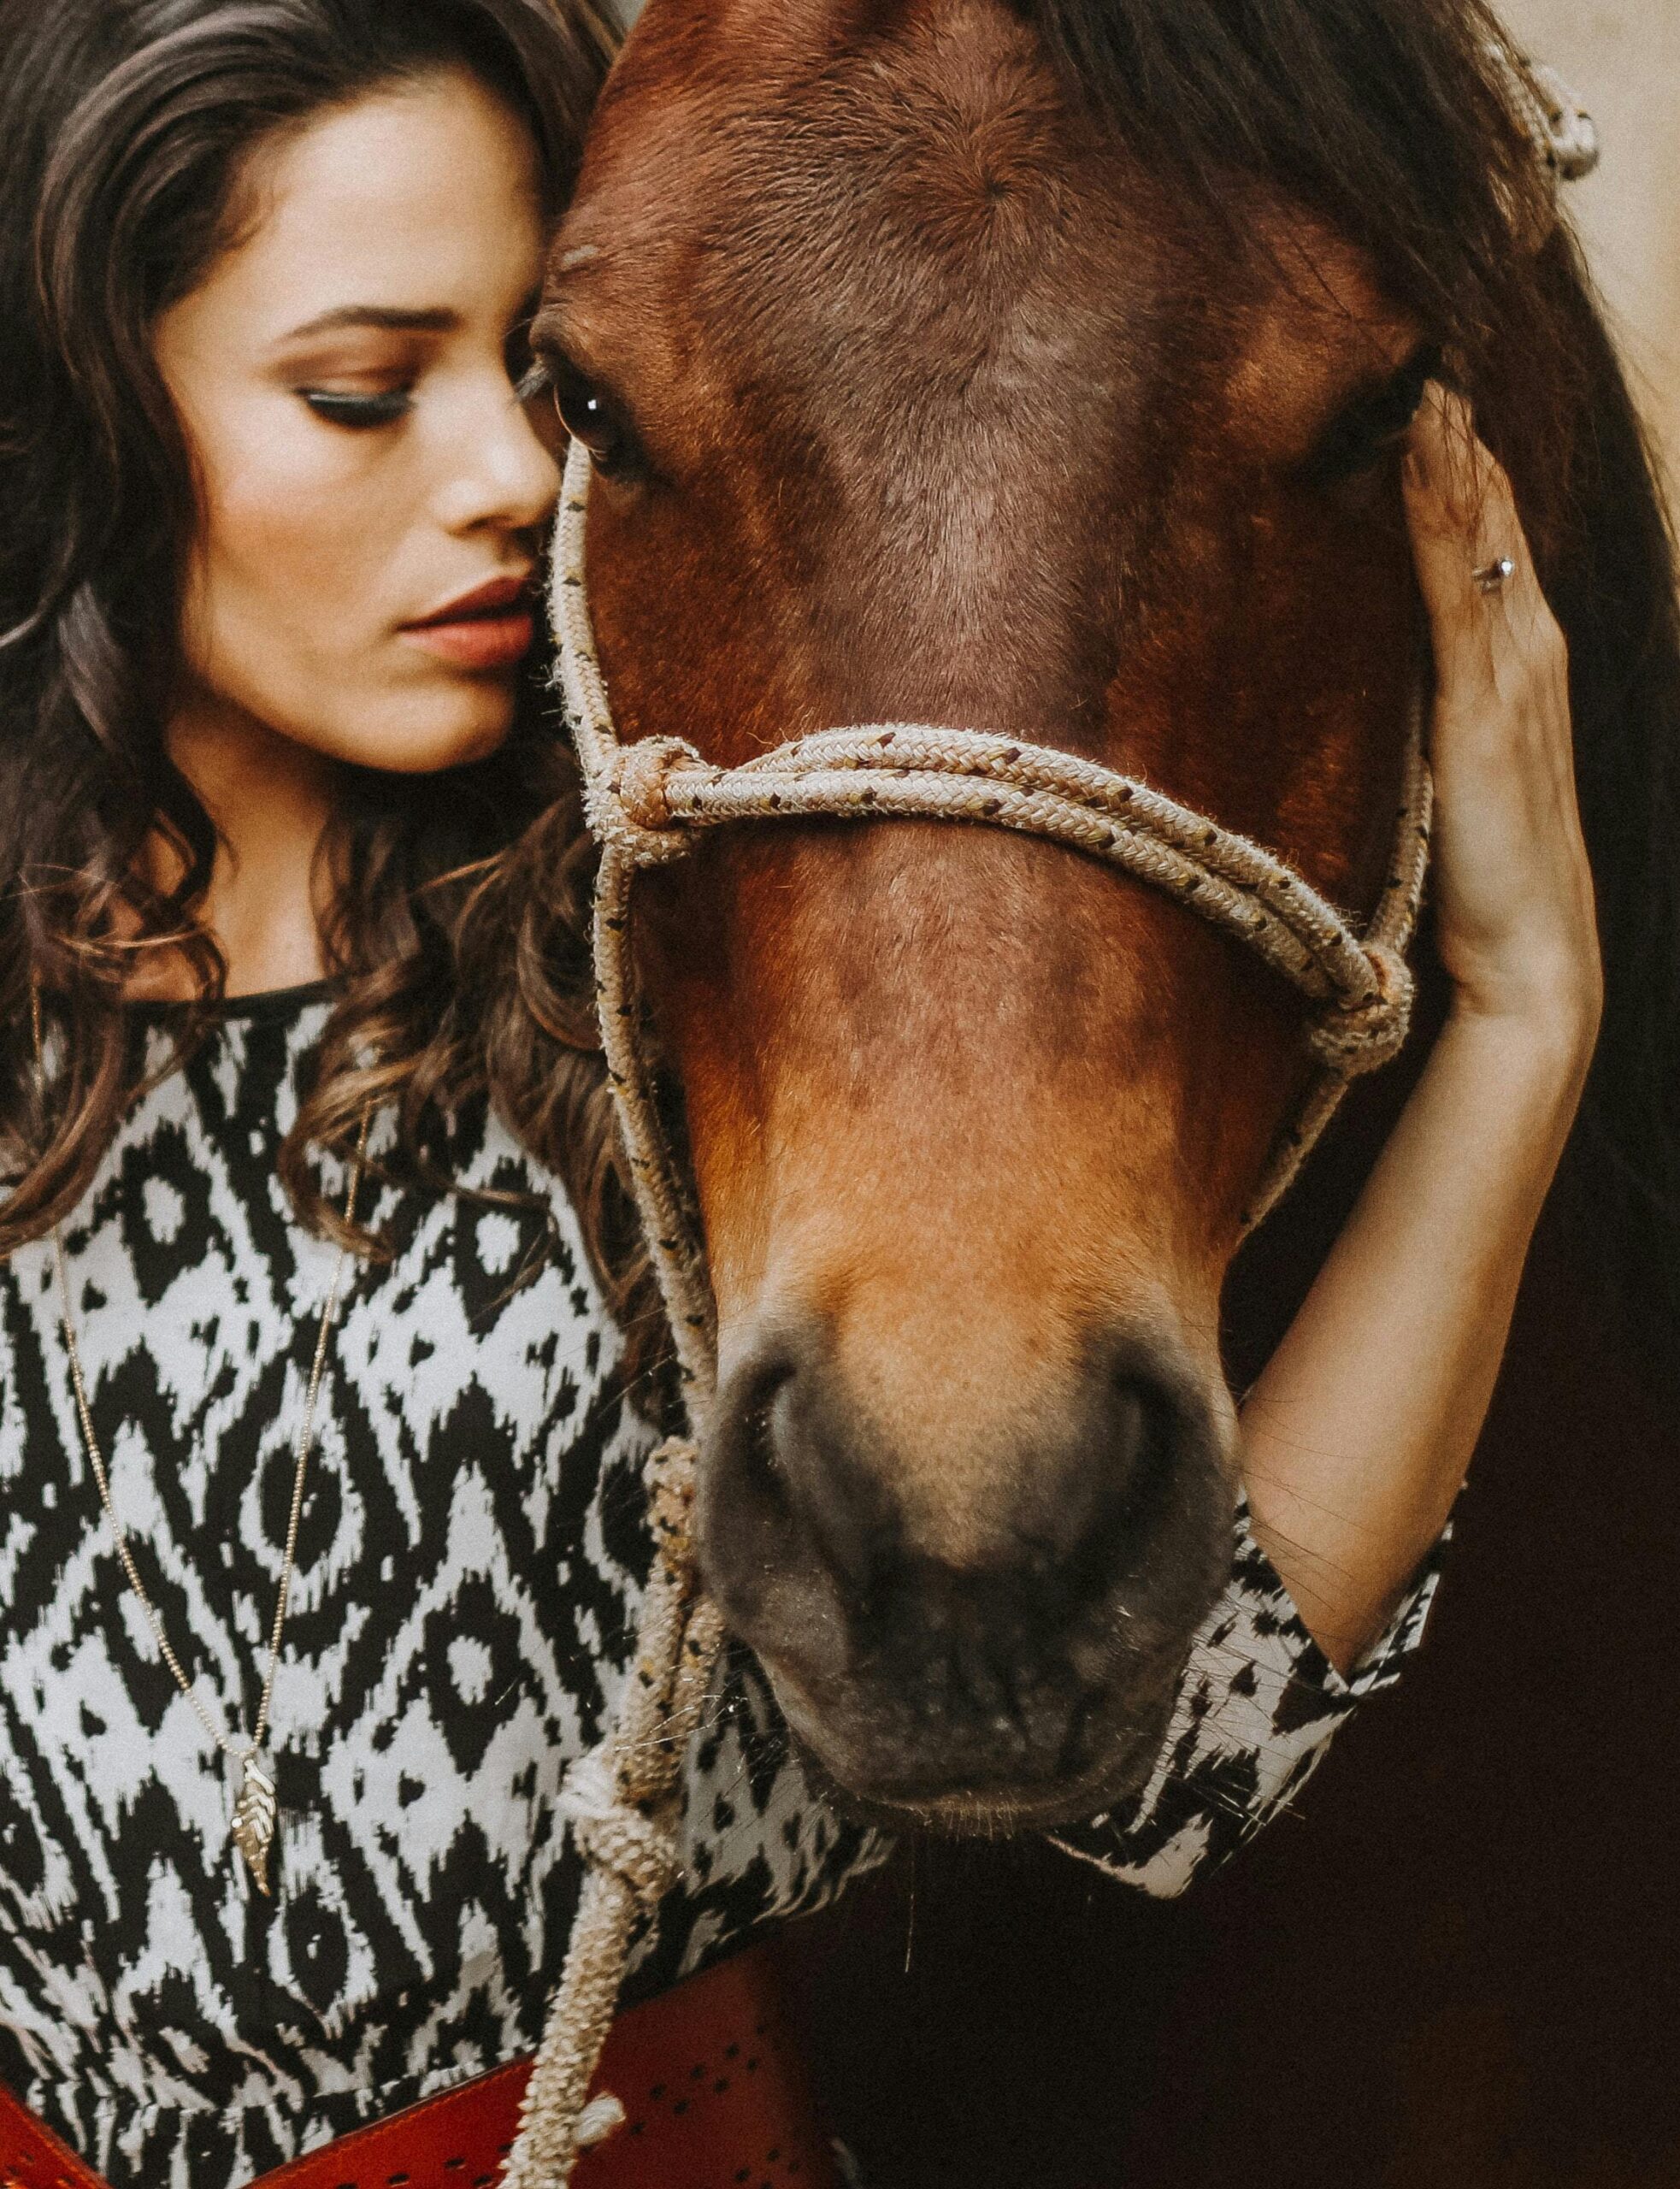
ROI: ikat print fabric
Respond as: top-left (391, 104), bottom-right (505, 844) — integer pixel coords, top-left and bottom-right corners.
top-left (0, 991), bottom-right (1441, 2185)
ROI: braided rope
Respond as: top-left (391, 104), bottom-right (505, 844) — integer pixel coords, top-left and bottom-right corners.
top-left (594, 722), bottom-right (1421, 1047)
top-left (502, 1439), bottom-right (723, 2186)
top-left (1486, 41), bottom-right (1600, 253)
top-left (1489, 43), bottom-right (1600, 187)
top-left (502, 439), bottom-right (1433, 2180)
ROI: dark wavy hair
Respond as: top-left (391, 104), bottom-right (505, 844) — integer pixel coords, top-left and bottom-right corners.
top-left (0, 0), bottom-right (677, 1389)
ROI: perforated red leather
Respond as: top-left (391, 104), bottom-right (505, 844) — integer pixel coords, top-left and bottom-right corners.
top-left (0, 1946), bottom-right (838, 2189)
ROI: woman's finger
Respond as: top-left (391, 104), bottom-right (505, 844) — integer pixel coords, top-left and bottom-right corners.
top-left (1404, 386), bottom-right (1537, 637)
top-left (1402, 384), bottom-right (1562, 725)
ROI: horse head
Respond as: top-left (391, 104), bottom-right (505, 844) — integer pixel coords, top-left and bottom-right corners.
top-left (537, 0), bottom-right (1437, 1829)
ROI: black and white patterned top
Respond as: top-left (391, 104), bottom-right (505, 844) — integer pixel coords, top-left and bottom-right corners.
top-left (0, 991), bottom-right (1443, 2185)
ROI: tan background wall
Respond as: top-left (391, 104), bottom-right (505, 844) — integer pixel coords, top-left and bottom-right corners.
top-left (606, 1), bottom-right (1680, 474)
top-left (1497, 0), bottom-right (1680, 477)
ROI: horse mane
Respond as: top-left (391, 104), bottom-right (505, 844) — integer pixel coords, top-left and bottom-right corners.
top-left (1010, 0), bottom-right (1680, 1358)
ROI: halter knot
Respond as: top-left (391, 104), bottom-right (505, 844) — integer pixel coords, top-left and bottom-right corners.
top-left (1308, 941), bottom-right (1414, 1076)
top-left (550, 1441), bottom-right (709, 1914)
top-left (595, 738), bottom-right (704, 865)
top-left (557, 1748), bottom-right (681, 1912)
top-left (1517, 58), bottom-right (1600, 184)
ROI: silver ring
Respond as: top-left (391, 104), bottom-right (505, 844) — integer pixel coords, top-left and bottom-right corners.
top-left (1473, 555), bottom-right (1517, 594)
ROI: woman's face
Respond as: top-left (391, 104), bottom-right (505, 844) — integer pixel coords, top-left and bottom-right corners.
top-left (152, 68), bottom-right (561, 776)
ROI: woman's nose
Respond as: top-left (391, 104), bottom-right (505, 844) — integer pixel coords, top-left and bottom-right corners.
top-left (435, 377), bottom-right (561, 535)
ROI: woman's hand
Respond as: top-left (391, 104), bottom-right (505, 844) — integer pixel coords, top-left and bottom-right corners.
top-left (1235, 392), bottom-right (1603, 1673)
top-left (1403, 385), bottom-right (1603, 1045)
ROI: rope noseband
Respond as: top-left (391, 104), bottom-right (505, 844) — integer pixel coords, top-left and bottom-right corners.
top-left (501, 438), bottom-right (1430, 2183)
top-left (557, 440), bottom-right (1431, 1250)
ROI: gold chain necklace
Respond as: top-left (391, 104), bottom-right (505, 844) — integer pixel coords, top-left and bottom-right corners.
top-left (35, 983), bottom-right (369, 1896)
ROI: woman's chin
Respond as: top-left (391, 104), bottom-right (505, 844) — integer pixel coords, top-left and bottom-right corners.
top-left (331, 699), bottom-right (519, 776)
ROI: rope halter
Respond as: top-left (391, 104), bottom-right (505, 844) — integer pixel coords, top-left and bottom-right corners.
top-left (592, 717), bottom-right (1427, 1082)
top-left (501, 436), bottom-right (1431, 2185)
top-left (554, 439), bottom-right (1433, 1248)
top-left (492, 37), bottom-right (1626, 2168)
top-left (1487, 42), bottom-right (1600, 252)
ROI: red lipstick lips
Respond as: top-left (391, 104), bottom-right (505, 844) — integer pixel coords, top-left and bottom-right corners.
top-left (402, 572), bottom-right (536, 671)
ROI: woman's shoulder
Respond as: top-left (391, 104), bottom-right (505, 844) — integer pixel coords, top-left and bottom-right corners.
top-left (4, 983), bottom-right (620, 1372)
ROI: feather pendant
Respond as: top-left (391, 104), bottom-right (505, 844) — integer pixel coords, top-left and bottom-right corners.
top-left (230, 1749), bottom-right (278, 1896)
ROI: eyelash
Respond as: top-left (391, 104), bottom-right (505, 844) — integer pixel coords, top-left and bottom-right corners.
top-left (300, 388), bottom-right (413, 429)
top-left (300, 339), bottom-right (550, 430)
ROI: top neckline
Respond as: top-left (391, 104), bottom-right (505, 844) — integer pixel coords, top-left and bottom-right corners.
top-left (127, 978), bottom-right (339, 1026)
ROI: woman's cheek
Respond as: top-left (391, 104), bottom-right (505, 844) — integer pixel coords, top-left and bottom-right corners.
top-left (178, 396), bottom-right (521, 773)
top-left (186, 422), bottom-right (413, 734)
top-left (216, 411), bottom-right (403, 624)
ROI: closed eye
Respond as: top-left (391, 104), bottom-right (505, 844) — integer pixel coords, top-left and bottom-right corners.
top-left (1306, 345), bottom-right (1441, 484)
top-left (300, 387), bottom-right (412, 429)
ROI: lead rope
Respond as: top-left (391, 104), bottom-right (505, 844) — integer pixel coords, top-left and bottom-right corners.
top-left (500, 440), bottom-right (1432, 2184)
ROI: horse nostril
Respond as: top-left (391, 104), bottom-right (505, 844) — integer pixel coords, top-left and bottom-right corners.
top-left (1108, 1371), bottom-right (1177, 1531)
top-left (1011, 1356), bottom-right (1186, 1613)
top-left (740, 1378), bottom-right (785, 1503)
top-left (698, 1352), bottom-right (807, 1622)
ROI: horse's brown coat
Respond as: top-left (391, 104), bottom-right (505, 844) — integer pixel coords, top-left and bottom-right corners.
top-left (538, 0), bottom-right (1429, 1821)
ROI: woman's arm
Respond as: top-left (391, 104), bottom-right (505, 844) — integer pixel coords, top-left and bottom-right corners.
top-left (1241, 387), bottom-right (1603, 1676)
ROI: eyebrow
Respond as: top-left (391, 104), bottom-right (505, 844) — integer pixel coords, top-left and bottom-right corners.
top-left (278, 304), bottom-right (461, 341)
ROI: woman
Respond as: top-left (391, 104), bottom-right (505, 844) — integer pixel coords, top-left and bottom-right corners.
top-left (0, 0), bottom-right (1600, 2182)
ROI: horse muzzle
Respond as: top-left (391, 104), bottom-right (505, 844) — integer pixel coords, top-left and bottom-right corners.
top-left (697, 1313), bottom-right (1235, 1830)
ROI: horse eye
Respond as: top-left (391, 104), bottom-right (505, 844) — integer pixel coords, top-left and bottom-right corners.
top-left (1310, 345), bottom-right (1441, 485)
top-left (546, 354), bottom-right (638, 477)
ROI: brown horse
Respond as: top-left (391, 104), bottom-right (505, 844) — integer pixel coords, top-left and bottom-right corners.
top-left (533, 0), bottom-right (1680, 1864)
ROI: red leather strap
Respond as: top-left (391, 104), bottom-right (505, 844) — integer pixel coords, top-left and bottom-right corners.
top-left (0, 2082), bottom-right (106, 2189)
top-left (0, 1945), bottom-right (838, 2189)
